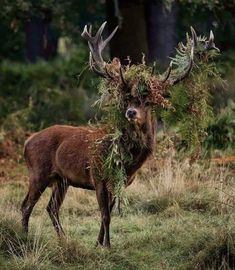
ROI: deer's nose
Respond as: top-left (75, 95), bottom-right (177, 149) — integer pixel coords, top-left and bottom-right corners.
top-left (126, 109), bottom-right (137, 119)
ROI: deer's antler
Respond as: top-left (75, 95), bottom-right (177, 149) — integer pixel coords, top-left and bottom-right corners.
top-left (171, 41), bottom-right (194, 85)
top-left (81, 21), bottom-right (118, 78)
top-left (207, 30), bottom-right (220, 52)
top-left (160, 39), bottom-right (194, 85)
top-left (190, 27), bottom-right (219, 53)
top-left (160, 61), bottom-right (173, 83)
top-left (159, 27), bottom-right (219, 86)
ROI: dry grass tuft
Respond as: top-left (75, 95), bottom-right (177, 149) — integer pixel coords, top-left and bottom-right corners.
top-left (0, 153), bottom-right (234, 269)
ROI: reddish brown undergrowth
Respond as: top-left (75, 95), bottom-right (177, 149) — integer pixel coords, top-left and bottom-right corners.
top-left (0, 128), bottom-right (30, 183)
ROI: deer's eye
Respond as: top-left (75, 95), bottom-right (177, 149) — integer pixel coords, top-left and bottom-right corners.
top-left (145, 101), bottom-right (151, 106)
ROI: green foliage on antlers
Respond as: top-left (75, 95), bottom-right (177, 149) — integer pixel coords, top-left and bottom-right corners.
top-left (161, 30), bottom-right (221, 156)
top-left (162, 61), bottom-right (219, 156)
top-left (91, 26), bottom-right (221, 195)
top-left (95, 29), bottom-right (221, 155)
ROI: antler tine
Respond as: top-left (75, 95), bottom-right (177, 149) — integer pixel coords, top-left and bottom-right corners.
top-left (160, 61), bottom-right (173, 83)
top-left (172, 40), bottom-right (194, 85)
top-left (88, 25), bottom-right (92, 35)
top-left (191, 41), bottom-right (194, 59)
top-left (91, 65), bottom-right (107, 78)
top-left (151, 61), bottom-right (156, 75)
top-left (190, 26), bottom-right (198, 46)
top-left (101, 25), bottom-right (119, 50)
top-left (157, 27), bottom-right (219, 87)
top-left (81, 25), bottom-right (93, 43)
top-left (207, 30), bottom-right (220, 52)
top-left (158, 30), bottom-right (195, 86)
top-left (209, 30), bottom-right (214, 41)
top-left (81, 21), bottom-right (119, 78)
top-left (120, 67), bottom-right (127, 85)
top-left (88, 52), bottom-right (106, 78)
top-left (95, 21), bottom-right (107, 43)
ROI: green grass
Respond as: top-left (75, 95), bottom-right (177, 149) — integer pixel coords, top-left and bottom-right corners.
top-left (0, 158), bottom-right (234, 270)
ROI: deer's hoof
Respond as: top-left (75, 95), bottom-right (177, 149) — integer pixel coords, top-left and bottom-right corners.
top-left (95, 240), bottom-right (103, 247)
top-left (95, 241), bottom-right (111, 249)
top-left (103, 242), bottom-right (111, 249)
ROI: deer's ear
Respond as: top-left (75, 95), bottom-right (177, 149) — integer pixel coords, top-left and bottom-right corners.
top-left (111, 57), bottom-right (121, 68)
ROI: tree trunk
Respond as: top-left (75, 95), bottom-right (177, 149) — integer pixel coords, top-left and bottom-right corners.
top-left (25, 14), bottom-right (58, 63)
top-left (145, 0), bottom-right (178, 67)
top-left (106, 0), bottom-right (148, 65)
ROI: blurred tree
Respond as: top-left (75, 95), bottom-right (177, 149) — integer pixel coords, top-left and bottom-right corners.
top-left (106, 0), bottom-right (177, 66)
top-left (177, 0), bottom-right (235, 50)
top-left (0, 0), bottom-right (234, 64)
top-left (0, 0), bottom-right (104, 62)
top-left (106, 0), bottom-right (148, 65)
top-left (0, 1), bottom-right (62, 62)
top-left (106, 0), bottom-right (178, 66)
top-left (145, 0), bottom-right (235, 65)
top-left (107, 0), bottom-right (235, 67)
top-left (146, 0), bottom-right (178, 66)
top-left (25, 11), bottom-right (58, 63)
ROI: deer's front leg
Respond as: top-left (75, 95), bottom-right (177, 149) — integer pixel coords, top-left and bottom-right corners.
top-left (97, 193), bottom-right (116, 246)
top-left (95, 181), bottom-right (111, 248)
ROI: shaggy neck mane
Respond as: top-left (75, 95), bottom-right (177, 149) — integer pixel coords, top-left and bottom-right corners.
top-left (120, 112), bottom-right (156, 178)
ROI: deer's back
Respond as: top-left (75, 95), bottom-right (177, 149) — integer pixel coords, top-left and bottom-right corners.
top-left (24, 125), bottom-right (106, 189)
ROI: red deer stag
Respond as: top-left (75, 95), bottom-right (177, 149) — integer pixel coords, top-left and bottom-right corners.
top-left (22, 22), bottom-right (218, 247)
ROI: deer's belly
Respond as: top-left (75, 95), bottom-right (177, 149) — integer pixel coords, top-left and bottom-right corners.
top-left (55, 140), bottom-right (94, 189)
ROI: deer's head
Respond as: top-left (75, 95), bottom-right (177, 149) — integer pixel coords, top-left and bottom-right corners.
top-left (81, 22), bottom-right (218, 128)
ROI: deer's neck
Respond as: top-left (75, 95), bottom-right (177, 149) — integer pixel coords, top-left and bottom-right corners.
top-left (121, 113), bottom-right (156, 177)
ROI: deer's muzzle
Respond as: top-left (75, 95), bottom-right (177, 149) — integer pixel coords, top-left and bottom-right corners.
top-left (126, 109), bottom-right (137, 120)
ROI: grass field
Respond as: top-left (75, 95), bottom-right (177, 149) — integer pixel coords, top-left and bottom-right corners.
top-left (0, 154), bottom-right (234, 270)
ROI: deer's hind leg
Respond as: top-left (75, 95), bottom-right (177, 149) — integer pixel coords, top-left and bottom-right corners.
top-left (21, 173), bottom-right (49, 234)
top-left (46, 178), bottom-right (68, 236)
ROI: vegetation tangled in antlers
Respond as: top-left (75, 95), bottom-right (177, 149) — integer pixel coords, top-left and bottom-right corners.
top-left (162, 29), bottom-right (221, 156)
top-left (82, 22), bottom-right (220, 195)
